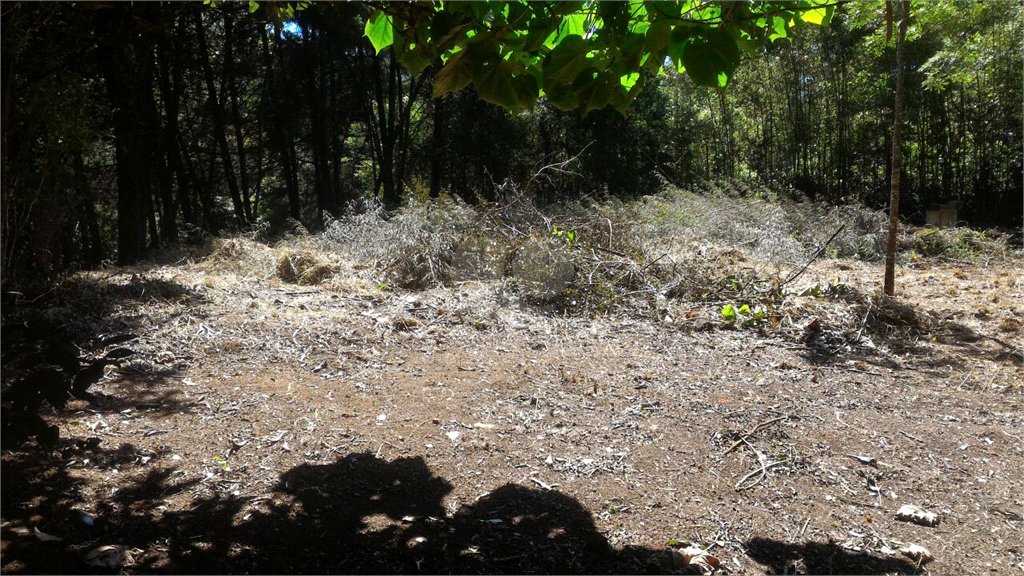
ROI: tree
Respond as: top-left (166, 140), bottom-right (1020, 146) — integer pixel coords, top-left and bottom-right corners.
top-left (883, 0), bottom-right (909, 297)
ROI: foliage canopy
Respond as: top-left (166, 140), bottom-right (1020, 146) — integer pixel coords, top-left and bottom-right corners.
top-left (366, 1), bottom-right (837, 113)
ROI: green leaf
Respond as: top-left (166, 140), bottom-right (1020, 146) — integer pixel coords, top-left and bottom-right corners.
top-left (682, 27), bottom-right (740, 88)
top-left (474, 61), bottom-right (538, 111)
top-left (543, 79), bottom-right (580, 110)
top-left (248, 1), bottom-right (259, 14)
top-left (395, 43), bottom-right (433, 76)
top-left (561, 12), bottom-right (590, 37)
top-left (666, 24), bottom-right (696, 70)
top-left (647, 1), bottom-right (682, 20)
top-left (771, 16), bottom-right (789, 39)
top-left (551, 1), bottom-right (587, 16)
top-left (598, 2), bottom-right (629, 31)
top-left (644, 20), bottom-right (672, 53)
top-left (544, 35), bottom-right (592, 84)
top-left (620, 71), bottom-right (640, 90)
top-left (433, 50), bottom-right (475, 97)
top-left (722, 304), bottom-right (736, 322)
top-left (430, 10), bottom-right (471, 48)
top-left (365, 11), bottom-right (395, 54)
top-left (577, 71), bottom-right (618, 114)
top-left (799, 6), bottom-right (830, 26)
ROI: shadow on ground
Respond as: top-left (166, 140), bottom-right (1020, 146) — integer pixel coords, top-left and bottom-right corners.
top-left (2, 274), bottom-right (207, 448)
top-left (744, 536), bottom-right (920, 575)
top-left (1, 450), bottom-right (923, 575)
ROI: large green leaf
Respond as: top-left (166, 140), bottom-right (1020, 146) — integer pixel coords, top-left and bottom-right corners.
top-left (799, 5), bottom-right (832, 26)
top-left (543, 77), bottom-right (581, 110)
top-left (644, 20), bottom-right (672, 53)
top-left (474, 60), bottom-right (538, 111)
top-left (543, 35), bottom-right (592, 84)
top-left (430, 11), bottom-right (472, 49)
top-left (365, 10), bottom-right (394, 54)
top-left (395, 41), bottom-right (433, 76)
top-left (681, 27), bottom-right (740, 88)
top-left (580, 71), bottom-right (618, 114)
top-left (433, 50), bottom-right (475, 97)
top-left (561, 12), bottom-right (590, 37)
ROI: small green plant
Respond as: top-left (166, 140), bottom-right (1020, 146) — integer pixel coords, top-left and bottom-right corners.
top-left (721, 303), bottom-right (769, 328)
top-left (797, 285), bottom-right (823, 297)
top-left (212, 456), bottom-right (229, 471)
top-left (551, 224), bottom-right (577, 247)
top-left (825, 278), bottom-right (851, 296)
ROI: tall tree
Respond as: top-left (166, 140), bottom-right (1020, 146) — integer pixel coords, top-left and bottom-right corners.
top-left (95, 4), bottom-right (150, 264)
top-left (195, 9), bottom-right (251, 226)
top-left (884, 0), bottom-right (909, 296)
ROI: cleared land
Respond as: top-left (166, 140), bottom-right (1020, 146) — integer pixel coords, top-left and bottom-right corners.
top-left (2, 193), bottom-right (1022, 574)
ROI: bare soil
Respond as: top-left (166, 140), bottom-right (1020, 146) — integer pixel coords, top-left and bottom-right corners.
top-left (2, 251), bottom-right (1022, 575)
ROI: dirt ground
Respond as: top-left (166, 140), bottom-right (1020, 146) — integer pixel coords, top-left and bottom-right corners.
top-left (2, 249), bottom-right (1022, 575)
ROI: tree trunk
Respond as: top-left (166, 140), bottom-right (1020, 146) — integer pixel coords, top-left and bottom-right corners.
top-left (73, 152), bottom-right (103, 267)
top-left (883, 1), bottom-right (909, 296)
top-left (224, 11), bottom-right (253, 221)
top-left (156, 30), bottom-right (184, 237)
top-left (299, 22), bottom-right (337, 219)
top-left (195, 10), bottom-right (249, 227)
top-left (96, 6), bottom-right (148, 265)
top-left (429, 92), bottom-right (446, 198)
top-left (260, 26), bottom-right (302, 221)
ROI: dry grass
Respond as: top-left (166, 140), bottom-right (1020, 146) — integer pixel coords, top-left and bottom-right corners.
top-left (4, 184), bottom-right (1021, 576)
top-left (156, 185), bottom-right (1019, 344)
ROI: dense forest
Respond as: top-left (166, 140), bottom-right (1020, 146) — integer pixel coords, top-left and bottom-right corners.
top-left (1, 0), bottom-right (1021, 286)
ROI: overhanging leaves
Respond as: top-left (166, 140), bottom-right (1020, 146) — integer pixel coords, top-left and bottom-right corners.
top-left (681, 27), bottom-right (739, 88)
top-left (368, 1), bottom-right (838, 113)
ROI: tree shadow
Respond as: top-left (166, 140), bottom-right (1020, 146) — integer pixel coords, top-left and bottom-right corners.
top-left (930, 321), bottom-right (1023, 365)
top-left (0, 449), bottom-right (928, 575)
top-left (2, 275), bottom-right (208, 448)
top-left (1, 451), bottom-right (654, 574)
top-left (743, 536), bottom-right (922, 575)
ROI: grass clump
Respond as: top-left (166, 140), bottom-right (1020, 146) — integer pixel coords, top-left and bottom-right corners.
top-left (320, 195), bottom-right (479, 290)
top-left (902, 227), bottom-right (1015, 263)
top-left (275, 249), bottom-right (337, 285)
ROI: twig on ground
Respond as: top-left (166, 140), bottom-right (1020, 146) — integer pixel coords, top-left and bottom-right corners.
top-left (735, 457), bottom-right (786, 491)
top-left (782, 223), bottom-right (847, 287)
top-left (529, 476), bottom-right (558, 490)
top-left (855, 299), bottom-right (873, 342)
top-left (724, 414), bottom-right (792, 455)
top-left (899, 430), bottom-right (924, 443)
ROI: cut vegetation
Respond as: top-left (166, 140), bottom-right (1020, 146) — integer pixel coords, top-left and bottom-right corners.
top-left (3, 190), bottom-right (1021, 574)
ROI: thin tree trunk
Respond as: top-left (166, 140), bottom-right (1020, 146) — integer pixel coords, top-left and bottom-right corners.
top-left (195, 10), bottom-right (248, 227)
top-left (73, 152), bottom-right (103, 267)
top-left (429, 92), bottom-right (446, 198)
top-left (224, 11), bottom-right (253, 221)
top-left (884, 1), bottom-right (910, 296)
